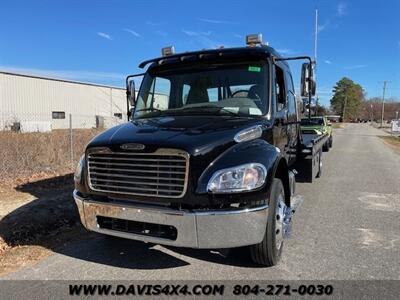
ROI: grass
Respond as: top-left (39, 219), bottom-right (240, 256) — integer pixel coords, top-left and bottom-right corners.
top-left (0, 129), bottom-right (102, 183)
top-left (331, 123), bottom-right (345, 129)
top-left (379, 135), bottom-right (400, 153)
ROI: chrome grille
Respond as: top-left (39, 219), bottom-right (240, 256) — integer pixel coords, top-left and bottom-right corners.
top-left (87, 148), bottom-right (189, 198)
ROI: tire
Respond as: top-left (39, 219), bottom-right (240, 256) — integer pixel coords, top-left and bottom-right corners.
top-left (316, 151), bottom-right (322, 178)
top-left (323, 141), bottom-right (330, 152)
top-left (249, 178), bottom-right (285, 266)
top-left (329, 136), bottom-right (333, 148)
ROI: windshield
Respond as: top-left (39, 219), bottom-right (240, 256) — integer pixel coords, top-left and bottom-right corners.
top-left (133, 61), bottom-right (268, 119)
top-left (301, 118), bottom-right (324, 126)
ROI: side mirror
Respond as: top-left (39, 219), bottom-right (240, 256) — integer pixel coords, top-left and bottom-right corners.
top-left (301, 62), bottom-right (316, 97)
top-left (127, 79), bottom-right (136, 106)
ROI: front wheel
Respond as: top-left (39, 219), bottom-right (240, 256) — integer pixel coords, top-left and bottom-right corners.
top-left (249, 178), bottom-right (286, 266)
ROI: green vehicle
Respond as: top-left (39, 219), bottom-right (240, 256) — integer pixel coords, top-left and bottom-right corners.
top-left (300, 116), bottom-right (333, 151)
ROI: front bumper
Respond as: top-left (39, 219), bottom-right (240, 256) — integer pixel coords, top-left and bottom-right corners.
top-left (73, 190), bottom-right (268, 248)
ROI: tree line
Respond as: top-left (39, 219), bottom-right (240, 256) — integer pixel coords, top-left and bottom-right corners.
top-left (328, 77), bottom-right (399, 122)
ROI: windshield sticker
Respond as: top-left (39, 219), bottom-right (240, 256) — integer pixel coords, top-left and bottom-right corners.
top-left (248, 66), bottom-right (261, 72)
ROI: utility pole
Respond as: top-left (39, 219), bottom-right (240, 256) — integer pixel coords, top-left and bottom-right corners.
top-left (380, 81), bottom-right (388, 127)
top-left (342, 94), bottom-right (348, 122)
top-left (370, 104), bottom-right (373, 122)
top-left (314, 9), bottom-right (318, 62)
top-left (314, 8), bottom-right (318, 116)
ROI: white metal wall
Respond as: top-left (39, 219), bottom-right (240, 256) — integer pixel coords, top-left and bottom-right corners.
top-left (0, 72), bottom-right (127, 130)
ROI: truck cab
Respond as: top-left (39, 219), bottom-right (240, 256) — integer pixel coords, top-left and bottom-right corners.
top-left (73, 34), bottom-right (320, 266)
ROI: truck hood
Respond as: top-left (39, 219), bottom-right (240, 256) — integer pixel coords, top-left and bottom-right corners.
top-left (87, 115), bottom-right (267, 156)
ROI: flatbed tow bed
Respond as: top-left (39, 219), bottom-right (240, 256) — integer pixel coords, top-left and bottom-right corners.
top-left (302, 133), bottom-right (328, 148)
top-left (296, 132), bottom-right (329, 182)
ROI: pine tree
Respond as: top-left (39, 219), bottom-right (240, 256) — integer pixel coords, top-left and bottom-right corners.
top-left (330, 78), bottom-right (364, 121)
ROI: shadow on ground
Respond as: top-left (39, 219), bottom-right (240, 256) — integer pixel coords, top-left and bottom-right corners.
top-left (1, 174), bottom-right (78, 247)
top-left (0, 175), bottom-right (262, 273)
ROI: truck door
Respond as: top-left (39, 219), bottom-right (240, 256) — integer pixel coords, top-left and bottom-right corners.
top-left (273, 64), bottom-right (290, 162)
top-left (285, 71), bottom-right (298, 166)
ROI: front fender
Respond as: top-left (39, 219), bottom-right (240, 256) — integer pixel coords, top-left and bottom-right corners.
top-left (196, 139), bottom-right (281, 194)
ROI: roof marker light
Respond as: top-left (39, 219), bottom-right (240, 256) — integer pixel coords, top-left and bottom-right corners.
top-left (161, 46), bottom-right (175, 57)
top-left (246, 33), bottom-right (263, 47)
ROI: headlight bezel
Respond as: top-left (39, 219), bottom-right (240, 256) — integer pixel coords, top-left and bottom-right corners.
top-left (207, 163), bottom-right (267, 194)
top-left (74, 154), bottom-right (85, 183)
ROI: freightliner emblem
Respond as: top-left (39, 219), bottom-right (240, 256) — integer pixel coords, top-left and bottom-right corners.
top-left (120, 143), bottom-right (145, 150)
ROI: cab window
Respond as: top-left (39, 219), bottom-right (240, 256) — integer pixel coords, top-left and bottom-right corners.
top-left (275, 65), bottom-right (286, 111)
top-left (285, 71), bottom-right (297, 119)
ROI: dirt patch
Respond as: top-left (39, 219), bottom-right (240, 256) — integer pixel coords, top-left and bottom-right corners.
top-left (0, 227), bottom-right (88, 276)
top-left (379, 136), bottom-right (400, 154)
top-left (0, 174), bottom-right (86, 275)
top-left (0, 245), bottom-right (52, 275)
top-left (0, 129), bottom-right (102, 275)
top-left (0, 174), bottom-right (77, 248)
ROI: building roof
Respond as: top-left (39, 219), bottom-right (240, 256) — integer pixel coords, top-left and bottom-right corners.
top-left (0, 70), bottom-right (125, 90)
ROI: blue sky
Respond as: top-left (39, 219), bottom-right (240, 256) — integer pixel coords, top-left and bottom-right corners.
top-left (0, 0), bottom-right (399, 106)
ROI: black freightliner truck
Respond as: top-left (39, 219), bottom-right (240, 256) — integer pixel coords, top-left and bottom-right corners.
top-left (73, 34), bottom-right (329, 266)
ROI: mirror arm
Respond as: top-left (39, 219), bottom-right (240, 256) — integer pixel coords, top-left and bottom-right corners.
top-left (125, 73), bottom-right (145, 120)
top-left (275, 56), bottom-right (315, 120)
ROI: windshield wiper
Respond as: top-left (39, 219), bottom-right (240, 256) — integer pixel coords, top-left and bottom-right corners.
top-left (134, 105), bottom-right (252, 119)
top-left (135, 107), bottom-right (162, 113)
top-left (132, 107), bottom-right (164, 120)
top-left (179, 105), bottom-right (247, 117)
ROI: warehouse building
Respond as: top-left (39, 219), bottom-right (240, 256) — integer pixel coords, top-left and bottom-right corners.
top-left (0, 71), bottom-right (127, 132)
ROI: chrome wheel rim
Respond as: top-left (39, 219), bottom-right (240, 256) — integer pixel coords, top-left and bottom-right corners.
top-left (275, 193), bottom-right (285, 250)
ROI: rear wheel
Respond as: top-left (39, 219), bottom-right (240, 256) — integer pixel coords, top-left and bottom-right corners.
top-left (249, 179), bottom-right (285, 266)
top-left (323, 140), bottom-right (330, 152)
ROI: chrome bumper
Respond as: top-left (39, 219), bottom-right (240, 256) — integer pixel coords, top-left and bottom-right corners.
top-left (73, 190), bottom-right (268, 249)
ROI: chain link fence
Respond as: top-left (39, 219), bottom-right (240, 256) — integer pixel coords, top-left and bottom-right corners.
top-left (0, 112), bottom-right (126, 182)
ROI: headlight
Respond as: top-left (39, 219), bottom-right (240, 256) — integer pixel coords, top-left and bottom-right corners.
top-left (74, 155), bottom-right (85, 183)
top-left (207, 163), bottom-right (267, 193)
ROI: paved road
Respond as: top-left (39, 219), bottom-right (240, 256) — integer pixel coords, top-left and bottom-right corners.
top-left (3, 124), bottom-right (400, 280)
